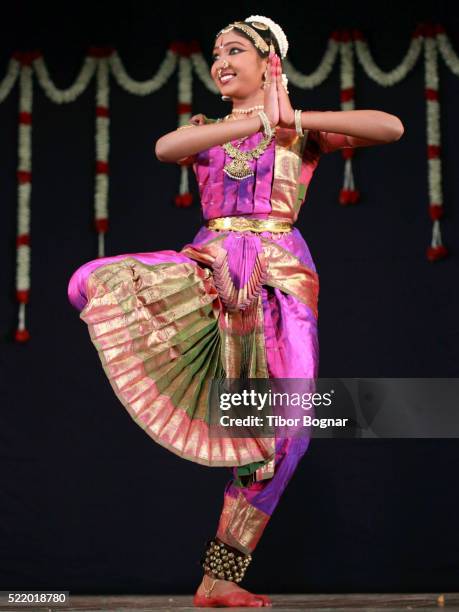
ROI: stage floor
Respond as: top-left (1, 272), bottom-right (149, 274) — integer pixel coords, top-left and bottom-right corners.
top-left (1, 593), bottom-right (458, 611)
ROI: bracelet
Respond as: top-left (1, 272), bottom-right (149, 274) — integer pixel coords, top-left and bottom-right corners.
top-left (177, 124), bottom-right (196, 131)
top-left (294, 109), bottom-right (304, 137)
top-left (257, 110), bottom-right (273, 140)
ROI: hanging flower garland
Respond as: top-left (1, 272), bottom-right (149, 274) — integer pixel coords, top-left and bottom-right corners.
top-left (92, 48), bottom-right (112, 258)
top-left (423, 24), bottom-right (447, 261)
top-left (282, 32), bottom-right (340, 89)
top-left (0, 56), bottom-right (21, 102)
top-left (5, 23), bottom-right (459, 341)
top-left (353, 26), bottom-right (423, 86)
top-left (109, 46), bottom-right (178, 94)
top-left (173, 41), bottom-right (198, 208)
top-left (353, 23), bottom-right (448, 259)
top-left (14, 52), bottom-right (37, 342)
top-left (337, 30), bottom-right (359, 206)
top-left (33, 53), bottom-right (97, 102)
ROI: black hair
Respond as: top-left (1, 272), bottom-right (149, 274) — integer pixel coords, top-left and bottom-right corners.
top-left (214, 22), bottom-right (281, 59)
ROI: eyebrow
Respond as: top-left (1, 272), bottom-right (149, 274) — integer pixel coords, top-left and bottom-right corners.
top-left (212, 41), bottom-right (246, 52)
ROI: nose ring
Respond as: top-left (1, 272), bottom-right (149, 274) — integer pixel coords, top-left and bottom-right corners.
top-left (218, 60), bottom-right (229, 78)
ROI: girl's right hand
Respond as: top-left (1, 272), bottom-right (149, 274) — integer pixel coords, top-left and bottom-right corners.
top-left (263, 52), bottom-right (280, 129)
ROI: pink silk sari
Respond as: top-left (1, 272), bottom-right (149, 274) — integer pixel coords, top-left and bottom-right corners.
top-left (68, 125), bottom-right (322, 553)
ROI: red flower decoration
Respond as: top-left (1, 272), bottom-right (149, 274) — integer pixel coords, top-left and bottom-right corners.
top-left (426, 245), bottom-right (448, 261)
top-left (15, 328), bottom-right (30, 342)
top-left (349, 189), bottom-right (360, 204)
top-left (95, 218), bottom-right (109, 233)
top-left (174, 192), bottom-right (193, 207)
top-left (16, 289), bottom-right (29, 303)
top-left (339, 188), bottom-right (359, 205)
top-left (342, 148), bottom-right (355, 160)
top-left (429, 205), bottom-right (443, 220)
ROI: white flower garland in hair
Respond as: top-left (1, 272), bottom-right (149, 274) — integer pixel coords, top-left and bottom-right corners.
top-left (244, 15), bottom-right (289, 58)
top-left (245, 15), bottom-right (290, 89)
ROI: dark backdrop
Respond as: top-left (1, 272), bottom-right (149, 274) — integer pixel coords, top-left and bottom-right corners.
top-left (1, 0), bottom-right (458, 595)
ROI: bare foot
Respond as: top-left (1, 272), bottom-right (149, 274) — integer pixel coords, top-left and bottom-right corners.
top-left (194, 573), bottom-right (272, 607)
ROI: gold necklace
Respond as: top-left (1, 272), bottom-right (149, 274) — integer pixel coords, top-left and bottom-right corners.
top-left (218, 114), bottom-right (274, 181)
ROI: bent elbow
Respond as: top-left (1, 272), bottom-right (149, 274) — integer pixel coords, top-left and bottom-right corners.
top-left (155, 139), bottom-right (167, 162)
top-left (391, 117), bottom-right (405, 142)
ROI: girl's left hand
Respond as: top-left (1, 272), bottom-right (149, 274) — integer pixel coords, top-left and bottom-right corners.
top-left (274, 55), bottom-right (295, 129)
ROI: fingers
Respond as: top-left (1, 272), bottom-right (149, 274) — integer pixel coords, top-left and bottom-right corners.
top-left (274, 55), bottom-right (282, 84)
top-left (264, 53), bottom-right (277, 92)
top-left (190, 113), bottom-right (206, 125)
top-left (269, 54), bottom-right (282, 86)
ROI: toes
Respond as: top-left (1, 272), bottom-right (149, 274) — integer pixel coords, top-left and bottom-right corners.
top-left (255, 594), bottom-right (272, 606)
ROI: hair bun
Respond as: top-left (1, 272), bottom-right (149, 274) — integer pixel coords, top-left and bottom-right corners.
top-left (244, 15), bottom-right (289, 58)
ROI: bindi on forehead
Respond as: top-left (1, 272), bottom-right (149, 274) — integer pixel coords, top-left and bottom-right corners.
top-left (213, 38), bottom-right (247, 51)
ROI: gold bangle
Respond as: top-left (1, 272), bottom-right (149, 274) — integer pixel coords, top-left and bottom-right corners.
top-left (177, 124), bottom-right (196, 131)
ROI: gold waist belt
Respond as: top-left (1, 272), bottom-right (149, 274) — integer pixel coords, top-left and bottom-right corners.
top-left (207, 216), bottom-right (293, 234)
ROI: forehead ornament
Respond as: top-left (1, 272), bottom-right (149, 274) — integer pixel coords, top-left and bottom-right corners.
top-left (215, 21), bottom-right (270, 55)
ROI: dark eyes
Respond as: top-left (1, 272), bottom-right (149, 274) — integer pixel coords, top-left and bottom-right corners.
top-left (212, 48), bottom-right (243, 62)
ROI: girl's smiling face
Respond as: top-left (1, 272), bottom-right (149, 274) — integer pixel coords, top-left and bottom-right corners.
top-left (211, 30), bottom-right (268, 99)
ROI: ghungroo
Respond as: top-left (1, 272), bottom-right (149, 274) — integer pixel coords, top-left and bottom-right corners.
top-left (200, 537), bottom-right (252, 583)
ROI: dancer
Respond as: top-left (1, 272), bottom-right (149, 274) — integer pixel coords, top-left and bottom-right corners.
top-left (67, 15), bottom-right (404, 608)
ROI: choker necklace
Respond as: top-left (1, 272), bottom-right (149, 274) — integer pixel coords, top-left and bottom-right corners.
top-left (232, 105), bottom-right (264, 115)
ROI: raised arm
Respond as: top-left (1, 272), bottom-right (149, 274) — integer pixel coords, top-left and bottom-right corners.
top-left (299, 110), bottom-right (404, 153)
top-left (154, 115), bottom-right (268, 163)
top-left (155, 50), bottom-right (282, 163)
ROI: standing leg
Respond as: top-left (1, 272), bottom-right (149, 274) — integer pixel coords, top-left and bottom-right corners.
top-left (215, 435), bottom-right (310, 554)
top-left (194, 288), bottom-right (318, 606)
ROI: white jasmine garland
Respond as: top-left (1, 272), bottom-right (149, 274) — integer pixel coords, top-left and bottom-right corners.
top-left (340, 34), bottom-right (355, 111)
top-left (283, 39), bottom-right (339, 89)
top-left (244, 15), bottom-right (289, 59)
top-left (34, 56), bottom-right (97, 103)
top-left (8, 27), bottom-right (459, 340)
top-left (424, 32), bottom-right (445, 255)
top-left (95, 58), bottom-right (110, 257)
top-left (109, 49), bottom-right (177, 94)
top-left (191, 52), bottom-right (219, 93)
top-left (0, 58), bottom-right (21, 102)
top-left (436, 31), bottom-right (459, 76)
top-left (15, 63), bottom-right (33, 340)
top-left (176, 53), bottom-right (193, 206)
top-left (354, 35), bottom-right (423, 86)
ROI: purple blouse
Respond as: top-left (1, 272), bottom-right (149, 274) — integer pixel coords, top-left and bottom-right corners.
top-left (191, 127), bottom-right (322, 224)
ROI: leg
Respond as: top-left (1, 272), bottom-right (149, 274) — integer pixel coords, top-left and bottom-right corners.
top-left (194, 288), bottom-right (318, 606)
top-left (215, 435), bottom-right (310, 554)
